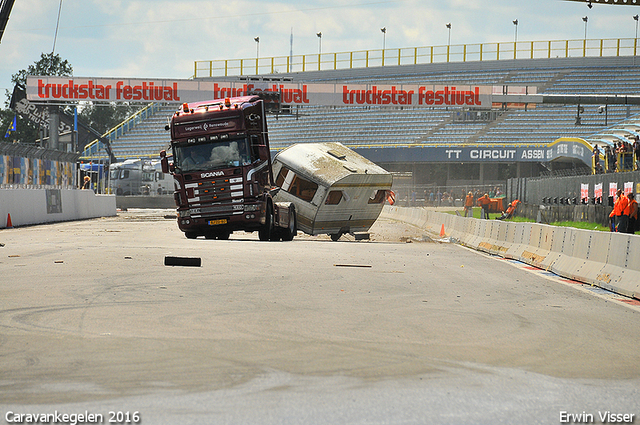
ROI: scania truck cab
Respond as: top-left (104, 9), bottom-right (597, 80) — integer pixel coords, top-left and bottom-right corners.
top-left (160, 95), bottom-right (296, 241)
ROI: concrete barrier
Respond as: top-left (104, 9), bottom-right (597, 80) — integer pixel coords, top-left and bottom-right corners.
top-left (506, 222), bottom-right (532, 262)
top-left (1, 188), bottom-right (116, 228)
top-left (381, 206), bottom-right (640, 300)
top-left (520, 223), bottom-right (550, 268)
top-left (539, 226), bottom-right (571, 273)
top-left (462, 217), bottom-right (477, 246)
top-left (116, 195), bottom-right (175, 210)
top-left (600, 232), bottom-right (640, 299)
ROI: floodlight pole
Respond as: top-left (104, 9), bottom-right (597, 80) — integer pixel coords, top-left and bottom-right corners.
top-left (254, 36), bottom-right (260, 74)
top-left (317, 32), bottom-right (322, 70)
top-left (513, 19), bottom-right (518, 59)
top-left (381, 27), bottom-right (386, 66)
top-left (634, 15), bottom-right (639, 64)
top-left (446, 23), bottom-right (452, 62)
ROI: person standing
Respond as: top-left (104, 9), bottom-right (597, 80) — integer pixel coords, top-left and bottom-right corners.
top-left (625, 192), bottom-right (638, 234)
top-left (634, 136), bottom-right (640, 170)
top-left (464, 191), bottom-right (474, 217)
top-left (605, 146), bottom-right (615, 173)
top-left (609, 189), bottom-right (629, 232)
top-left (477, 193), bottom-right (491, 219)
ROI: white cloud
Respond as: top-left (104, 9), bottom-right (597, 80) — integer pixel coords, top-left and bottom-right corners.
top-left (1, 0), bottom-right (637, 94)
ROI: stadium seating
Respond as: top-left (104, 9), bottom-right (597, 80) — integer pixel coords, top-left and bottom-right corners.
top-left (101, 57), bottom-right (640, 161)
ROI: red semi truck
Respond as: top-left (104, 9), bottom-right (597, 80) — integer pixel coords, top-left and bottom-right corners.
top-left (160, 95), bottom-right (296, 241)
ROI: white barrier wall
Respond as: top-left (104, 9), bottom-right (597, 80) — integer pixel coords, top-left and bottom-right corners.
top-left (1, 189), bottom-right (116, 228)
top-left (382, 206), bottom-right (640, 300)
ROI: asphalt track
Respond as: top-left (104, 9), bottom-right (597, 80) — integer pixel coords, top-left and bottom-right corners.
top-left (1, 209), bottom-right (639, 424)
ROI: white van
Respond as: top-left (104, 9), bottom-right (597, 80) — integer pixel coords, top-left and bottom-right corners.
top-left (109, 159), bottom-right (170, 195)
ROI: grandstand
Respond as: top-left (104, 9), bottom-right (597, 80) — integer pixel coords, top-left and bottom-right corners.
top-left (89, 53), bottom-right (640, 189)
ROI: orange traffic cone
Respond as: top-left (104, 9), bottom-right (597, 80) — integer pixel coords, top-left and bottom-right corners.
top-left (6, 213), bottom-right (13, 228)
top-left (439, 223), bottom-right (445, 237)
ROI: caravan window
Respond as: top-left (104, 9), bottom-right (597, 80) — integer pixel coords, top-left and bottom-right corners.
top-left (276, 166), bottom-right (318, 202)
top-left (325, 190), bottom-right (343, 205)
top-left (290, 175), bottom-right (318, 202)
top-left (368, 190), bottom-right (386, 204)
top-left (275, 166), bottom-right (289, 187)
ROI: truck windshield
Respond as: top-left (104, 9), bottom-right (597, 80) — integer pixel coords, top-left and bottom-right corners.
top-left (174, 137), bottom-right (254, 173)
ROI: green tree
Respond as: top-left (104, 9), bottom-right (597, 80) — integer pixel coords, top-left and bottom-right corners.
top-left (3, 52), bottom-right (140, 148)
top-left (79, 102), bottom-right (138, 135)
top-left (2, 52), bottom-right (73, 144)
top-left (10, 52), bottom-right (73, 89)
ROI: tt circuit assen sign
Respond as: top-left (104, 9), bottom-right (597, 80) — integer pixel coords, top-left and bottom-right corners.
top-left (26, 76), bottom-right (498, 108)
top-left (355, 138), bottom-right (593, 165)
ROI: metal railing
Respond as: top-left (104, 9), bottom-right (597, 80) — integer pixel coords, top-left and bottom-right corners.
top-left (81, 102), bottom-right (160, 158)
top-left (194, 37), bottom-right (639, 78)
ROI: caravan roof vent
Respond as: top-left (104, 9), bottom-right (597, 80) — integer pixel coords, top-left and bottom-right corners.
top-left (327, 150), bottom-right (346, 160)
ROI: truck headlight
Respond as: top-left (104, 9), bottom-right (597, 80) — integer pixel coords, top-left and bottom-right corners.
top-left (244, 204), bottom-right (260, 212)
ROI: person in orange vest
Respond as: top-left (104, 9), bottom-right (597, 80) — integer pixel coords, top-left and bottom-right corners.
top-left (609, 189), bottom-right (629, 232)
top-left (497, 199), bottom-right (520, 220)
top-left (476, 193), bottom-right (491, 219)
top-left (464, 191), bottom-right (474, 217)
top-left (625, 192), bottom-right (638, 234)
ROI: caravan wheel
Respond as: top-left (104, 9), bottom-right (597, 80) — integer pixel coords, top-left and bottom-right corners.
top-left (281, 205), bottom-right (297, 241)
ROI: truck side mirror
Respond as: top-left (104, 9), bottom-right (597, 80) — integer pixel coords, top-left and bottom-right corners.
top-left (160, 150), bottom-right (170, 174)
top-left (258, 145), bottom-right (269, 161)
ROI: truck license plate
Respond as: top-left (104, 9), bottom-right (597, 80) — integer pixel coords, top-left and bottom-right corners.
top-left (208, 219), bottom-right (227, 226)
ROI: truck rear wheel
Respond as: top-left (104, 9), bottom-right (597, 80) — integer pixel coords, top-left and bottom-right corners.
top-left (259, 203), bottom-right (274, 241)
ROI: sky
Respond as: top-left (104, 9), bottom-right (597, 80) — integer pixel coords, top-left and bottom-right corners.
top-left (1, 0), bottom-right (639, 99)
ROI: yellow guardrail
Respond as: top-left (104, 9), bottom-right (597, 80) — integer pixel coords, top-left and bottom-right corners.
top-left (195, 37), bottom-right (639, 78)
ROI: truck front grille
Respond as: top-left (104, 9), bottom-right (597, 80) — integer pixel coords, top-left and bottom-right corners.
top-left (184, 176), bottom-right (244, 219)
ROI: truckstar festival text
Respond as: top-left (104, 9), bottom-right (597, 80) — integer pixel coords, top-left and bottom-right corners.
top-left (27, 77), bottom-right (492, 108)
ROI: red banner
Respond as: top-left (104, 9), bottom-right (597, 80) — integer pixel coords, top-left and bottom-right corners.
top-left (26, 76), bottom-right (515, 109)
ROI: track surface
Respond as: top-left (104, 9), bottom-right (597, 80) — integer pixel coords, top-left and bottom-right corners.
top-left (1, 209), bottom-right (639, 424)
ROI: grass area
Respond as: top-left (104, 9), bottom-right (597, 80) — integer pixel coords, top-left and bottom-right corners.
top-left (445, 207), bottom-right (633, 233)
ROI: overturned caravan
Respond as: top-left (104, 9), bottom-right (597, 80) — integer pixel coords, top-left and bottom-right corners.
top-left (272, 142), bottom-right (393, 241)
